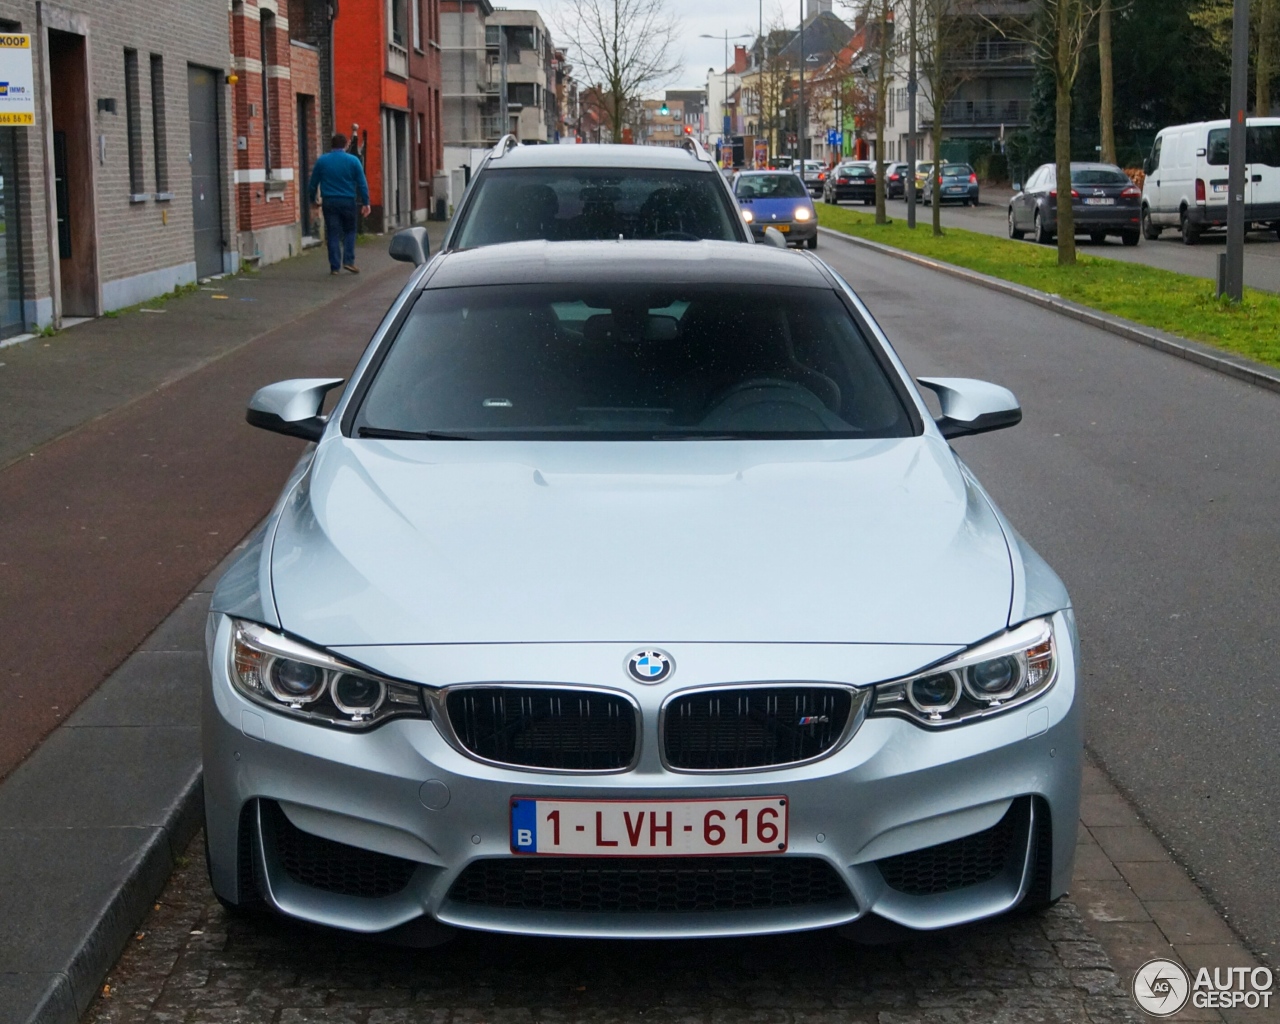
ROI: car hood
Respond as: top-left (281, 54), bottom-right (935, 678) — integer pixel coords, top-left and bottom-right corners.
top-left (268, 437), bottom-right (1014, 647)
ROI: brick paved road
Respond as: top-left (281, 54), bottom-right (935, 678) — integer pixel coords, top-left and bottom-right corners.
top-left (83, 834), bottom-right (1139, 1024)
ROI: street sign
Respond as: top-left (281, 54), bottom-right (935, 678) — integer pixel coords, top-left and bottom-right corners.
top-left (0, 34), bottom-right (34, 126)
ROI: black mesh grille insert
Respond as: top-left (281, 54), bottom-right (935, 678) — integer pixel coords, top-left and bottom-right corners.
top-left (876, 798), bottom-right (1030, 896)
top-left (266, 801), bottom-right (418, 899)
top-left (663, 686), bottom-right (855, 770)
top-left (446, 687), bottom-right (636, 771)
top-left (447, 856), bottom-right (851, 912)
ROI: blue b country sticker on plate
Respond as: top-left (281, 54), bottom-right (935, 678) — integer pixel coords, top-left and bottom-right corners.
top-left (511, 799), bottom-right (537, 852)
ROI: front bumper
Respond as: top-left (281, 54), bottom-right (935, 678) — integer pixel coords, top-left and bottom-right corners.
top-left (827, 184), bottom-right (876, 202)
top-left (749, 221), bottom-right (817, 244)
top-left (203, 614), bottom-right (1081, 939)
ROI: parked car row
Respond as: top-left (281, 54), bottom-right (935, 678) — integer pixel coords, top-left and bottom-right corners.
top-left (816, 159), bottom-right (980, 207)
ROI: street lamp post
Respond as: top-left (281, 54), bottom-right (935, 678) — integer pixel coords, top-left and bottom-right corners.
top-left (798, 2), bottom-right (805, 162)
top-left (700, 31), bottom-right (752, 160)
top-left (907, 0), bottom-right (918, 228)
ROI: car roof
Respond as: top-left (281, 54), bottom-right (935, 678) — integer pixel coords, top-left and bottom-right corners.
top-left (486, 143), bottom-right (718, 172)
top-left (425, 240), bottom-right (832, 290)
top-left (736, 169), bottom-right (798, 175)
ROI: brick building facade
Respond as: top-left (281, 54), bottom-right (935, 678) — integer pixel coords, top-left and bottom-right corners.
top-left (0, 0), bottom-right (234, 334)
top-left (331, 0), bottom-right (444, 232)
top-left (229, 0), bottom-right (324, 264)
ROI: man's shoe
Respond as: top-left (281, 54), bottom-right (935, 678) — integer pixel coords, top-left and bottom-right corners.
top-left (343, 264), bottom-right (360, 274)
top-left (330, 270), bottom-right (341, 276)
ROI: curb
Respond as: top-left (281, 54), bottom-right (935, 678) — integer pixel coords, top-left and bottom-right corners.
top-left (817, 225), bottom-right (1280, 396)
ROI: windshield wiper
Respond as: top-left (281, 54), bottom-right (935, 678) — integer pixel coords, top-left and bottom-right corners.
top-left (357, 426), bottom-right (474, 441)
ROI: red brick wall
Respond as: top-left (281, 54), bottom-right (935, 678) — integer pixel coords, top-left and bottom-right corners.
top-left (230, 0), bottom-right (299, 236)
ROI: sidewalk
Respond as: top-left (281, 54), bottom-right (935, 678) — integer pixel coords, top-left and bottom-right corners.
top-left (0, 232), bottom-right (437, 783)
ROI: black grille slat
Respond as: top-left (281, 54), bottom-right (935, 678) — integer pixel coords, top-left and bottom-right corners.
top-left (664, 686), bottom-right (854, 770)
top-left (876, 798), bottom-right (1029, 896)
top-left (267, 801), bottom-right (418, 899)
top-left (446, 687), bottom-right (636, 771)
top-left (447, 857), bottom-right (851, 912)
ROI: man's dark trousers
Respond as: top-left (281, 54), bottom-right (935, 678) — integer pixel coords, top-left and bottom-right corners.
top-left (323, 199), bottom-right (358, 271)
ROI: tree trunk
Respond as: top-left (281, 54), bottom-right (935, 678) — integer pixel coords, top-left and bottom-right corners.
top-left (1054, 0), bottom-right (1076, 266)
top-left (1099, 0), bottom-right (1116, 164)
top-left (932, 116), bottom-right (944, 236)
top-left (874, 0), bottom-right (890, 223)
top-left (1260, 0), bottom-right (1273, 116)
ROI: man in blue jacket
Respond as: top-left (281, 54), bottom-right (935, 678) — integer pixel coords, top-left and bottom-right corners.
top-left (308, 133), bottom-right (371, 275)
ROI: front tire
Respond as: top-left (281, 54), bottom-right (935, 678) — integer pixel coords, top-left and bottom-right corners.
top-left (1008, 208), bottom-right (1025, 240)
top-left (807, 235), bottom-right (818, 250)
top-left (1142, 206), bottom-right (1161, 240)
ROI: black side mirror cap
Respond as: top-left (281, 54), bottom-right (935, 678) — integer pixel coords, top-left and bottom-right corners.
top-left (1142, 158), bottom-right (1152, 175)
top-left (246, 378), bottom-right (345, 441)
top-left (389, 226), bottom-right (431, 266)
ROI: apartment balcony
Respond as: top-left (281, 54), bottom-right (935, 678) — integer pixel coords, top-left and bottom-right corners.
top-left (481, 114), bottom-right (505, 141)
top-left (921, 99), bottom-right (1031, 129)
top-left (387, 41), bottom-right (408, 78)
top-left (956, 40), bottom-right (1033, 68)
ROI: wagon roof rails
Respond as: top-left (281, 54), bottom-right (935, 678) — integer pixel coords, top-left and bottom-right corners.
top-left (677, 136), bottom-right (716, 165)
top-left (490, 134), bottom-right (520, 159)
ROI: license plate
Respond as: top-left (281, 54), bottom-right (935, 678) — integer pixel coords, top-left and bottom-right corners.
top-left (947, 186), bottom-right (964, 192)
top-left (1213, 183), bottom-right (1229, 193)
top-left (776, 224), bottom-right (790, 232)
top-left (511, 796), bottom-right (789, 856)
top-left (1083, 198), bottom-right (1115, 205)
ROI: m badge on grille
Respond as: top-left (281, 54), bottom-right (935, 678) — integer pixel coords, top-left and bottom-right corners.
top-left (626, 648), bottom-right (673, 684)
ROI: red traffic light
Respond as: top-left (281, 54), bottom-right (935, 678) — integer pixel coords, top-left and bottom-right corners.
top-left (683, 124), bottom-right (692, 135)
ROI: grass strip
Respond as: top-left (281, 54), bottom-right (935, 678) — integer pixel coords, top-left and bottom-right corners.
top-left (817, 203), bottom-right (1280, 370)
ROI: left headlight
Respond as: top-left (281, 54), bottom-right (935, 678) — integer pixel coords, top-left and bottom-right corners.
top-left (794, 206), bottom-right (812, 221)
top-left (741, 208), bottom-right (755, 223)
top-left (870, 617), bottom-right (1057, 728)
top-left (229, 620), bottom-right (427, 730)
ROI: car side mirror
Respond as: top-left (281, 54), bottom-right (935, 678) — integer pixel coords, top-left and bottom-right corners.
top-left (1011, 182), bottom-right (1022, 193)
top-left (763, 226), bottom-right (787, 249)
top-left (389, 226), bottom-right (430, 266)
top-left (916, 377), bottom-right (1022, 439)
top-left (1142, 157), bottom-right (1152, 175)
top-left (246, 378), bottom-right (345, 442)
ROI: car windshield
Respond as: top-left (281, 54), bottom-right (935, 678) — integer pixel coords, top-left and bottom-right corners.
top-left (735, 174), bottom-right (809, 198)
top-left (353, 283), bottom-right (913, 441)
top-left (1071, 167), bottom-right (1131, 185)
top-left (941, 164), bottom-right (972, 176)
top-left (451, 167), bottom-right (742, 247)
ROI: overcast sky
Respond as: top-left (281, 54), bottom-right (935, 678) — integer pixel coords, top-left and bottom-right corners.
top-left (514, 0), bottom-right (800, 93)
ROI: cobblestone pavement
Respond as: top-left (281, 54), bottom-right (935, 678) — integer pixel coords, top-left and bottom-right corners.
top-left (83, 834), bottom-right (1139, 1024)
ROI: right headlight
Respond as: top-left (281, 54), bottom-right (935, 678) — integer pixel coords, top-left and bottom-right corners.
top-left (870, 617), bottom-right (1057, 727)
top-left (229, 620), bottom-right (427, 730)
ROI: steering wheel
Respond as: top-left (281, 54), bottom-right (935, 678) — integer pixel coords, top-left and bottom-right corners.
top-left (653, 230), bottom-right (700, 241)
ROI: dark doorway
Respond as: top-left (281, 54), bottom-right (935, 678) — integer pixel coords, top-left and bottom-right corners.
top-left (187, 65), bottom-right (224, 278)
top-left (48, 29), bottom-right (97, 316)
top-left (297, 94), bottom-right (314, 236)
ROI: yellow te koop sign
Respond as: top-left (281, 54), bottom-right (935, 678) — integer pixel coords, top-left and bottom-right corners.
top-left (0, 35), bottom-right (34, 126)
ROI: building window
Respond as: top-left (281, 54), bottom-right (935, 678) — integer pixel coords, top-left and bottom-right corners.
top-left (150, 55), bottom-right (169, 194)
top-left (417, 111), bottom-right (426, 180)
top-left (124, 49), bottom-right (145, 197)
top-left (412, 0), bottom-right (422, 50)
top-left (390, 0), bottom-right (407, 48)
top-left (260, 11), bottom-right (276, 173)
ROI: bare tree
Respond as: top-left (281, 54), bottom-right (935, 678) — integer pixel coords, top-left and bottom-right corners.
top-left (1192, 0), bottom-right (1278, 114)
top-left (991, 0), bottom-right (1102, 264)
top-left (748, 18), bottom-right (794, 163)
top-left (916, 0), bottom-right (984, 236)
top-left (1099, 0), bottom-right (1115, 164)
top-left (869, 0), bottom-right (896, 222)
top-left (554, 0), bottom-right (683, 141)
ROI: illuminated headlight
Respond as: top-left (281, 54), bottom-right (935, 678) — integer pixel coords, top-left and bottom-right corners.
top-left (230, 620), bottom-right (426, 729)
top-left (794, 207), bottom-right (812, 221)
top-left (741, 209), bottom-right (755, 223)
top-left (871, 618), bottom-right (1057, 727)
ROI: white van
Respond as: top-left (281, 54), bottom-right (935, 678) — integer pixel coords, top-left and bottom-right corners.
top-left (1141, 117), bottom-right (1280, 244)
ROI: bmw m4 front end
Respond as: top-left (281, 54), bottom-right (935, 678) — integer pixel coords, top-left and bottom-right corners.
top-left (203, 239), bottom-right (1081, 942)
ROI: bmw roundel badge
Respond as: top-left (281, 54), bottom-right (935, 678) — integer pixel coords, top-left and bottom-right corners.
top-left (626, 648), bottom-right (673, 684)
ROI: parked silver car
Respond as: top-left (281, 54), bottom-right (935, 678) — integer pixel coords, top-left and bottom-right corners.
top-left (204, 235), bottom-right (1081, 943)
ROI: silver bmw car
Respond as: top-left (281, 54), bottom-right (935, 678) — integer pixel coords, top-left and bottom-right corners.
top-left (204, 237), bottom-right (1080, 942)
